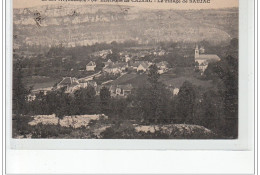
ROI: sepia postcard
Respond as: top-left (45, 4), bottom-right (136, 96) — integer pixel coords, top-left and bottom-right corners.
top-left (12, 0), bottom-right (240, 140)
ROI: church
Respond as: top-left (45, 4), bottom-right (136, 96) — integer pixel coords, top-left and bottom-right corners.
top-left (194, 45), bottom-right (221, 73)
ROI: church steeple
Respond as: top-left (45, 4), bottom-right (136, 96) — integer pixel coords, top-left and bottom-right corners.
top-left (195, 45), bottom-right (200, 59)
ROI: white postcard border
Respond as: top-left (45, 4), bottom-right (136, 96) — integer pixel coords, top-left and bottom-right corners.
top-left (5, 0), bottom-right (256, 174)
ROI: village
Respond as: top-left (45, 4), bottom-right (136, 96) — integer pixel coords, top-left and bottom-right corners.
top-left (27, 45), bottom-right (220, 102)
top-left (12, 3), bottom-right (238, 139)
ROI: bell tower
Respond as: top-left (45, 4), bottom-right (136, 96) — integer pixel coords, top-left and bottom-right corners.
top-left (195, 45), bottom-right (200, 59)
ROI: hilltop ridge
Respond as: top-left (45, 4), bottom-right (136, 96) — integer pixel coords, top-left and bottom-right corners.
top-left (13, 4), bottom-right (238, 47)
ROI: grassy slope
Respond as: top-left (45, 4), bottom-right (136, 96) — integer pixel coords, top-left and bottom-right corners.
top-left (108, 71), bottom-right (212, 89)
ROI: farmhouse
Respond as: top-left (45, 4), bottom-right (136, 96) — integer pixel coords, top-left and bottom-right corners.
top-left (86, 61), bottom-right (96, 71)
top-left (194, 45), bottom-right (220, 73)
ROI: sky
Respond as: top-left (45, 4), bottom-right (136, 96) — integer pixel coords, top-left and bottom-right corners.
top-left (13, 0), bottom-right (238, 9)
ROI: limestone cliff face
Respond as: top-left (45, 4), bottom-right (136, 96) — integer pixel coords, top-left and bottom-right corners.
top-left (13, 5), bottom-right (238, 47)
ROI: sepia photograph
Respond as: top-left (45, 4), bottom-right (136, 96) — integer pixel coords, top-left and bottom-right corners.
top-left (12, 0), bottom-right (239, 139)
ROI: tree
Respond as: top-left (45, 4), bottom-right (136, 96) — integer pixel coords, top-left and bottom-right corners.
top-left (106, 52), bottom-right (120, 62)
top-left (131, 65), bottom-right (172, 124)
top-left (148, 64), bottom-right (160, 87)
top-left (204, 55), bottom-right (238, 138)
top-left (95, 59), bottom-right (105, 71)
top-left (175, 81), bottom-right (196, 123)
top-left (132, 83), bottom-right (171, 124)
top-left (13, 60), bottom-right (30, 116)
top-left (100, 86), bottom-right (111, 114)
top-left (54, 90), bottom-right (71, 125)
top-left (195, 90), bottom-right (222, 130)
top-left (74, 86), bottom-right (97, 114)
top-left (33, 91), bottom-right (47, 115)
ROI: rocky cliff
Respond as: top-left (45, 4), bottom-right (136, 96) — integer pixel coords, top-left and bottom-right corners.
top-left (13, 4), bottom-right (238, 47)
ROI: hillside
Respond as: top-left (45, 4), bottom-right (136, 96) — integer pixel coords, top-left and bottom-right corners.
top-left (13, 4), bottom-right (238, 47)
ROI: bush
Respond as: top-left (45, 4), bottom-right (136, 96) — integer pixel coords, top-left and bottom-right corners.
top-left (100, 121), bottom-right (137, 139)
top-left (31, 124), bottom-right (73, 138)
top-left (12, 115), bottom-right (34, 138)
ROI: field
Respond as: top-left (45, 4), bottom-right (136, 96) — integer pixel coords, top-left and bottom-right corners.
top-left (107, 71), bottom-right (213, 90)
top-left (160, 75), bottom-right (213, 89)
top-left (107, 73), bottom-right (148, 88)
top-left (23, 76), bottom-right (61, 90)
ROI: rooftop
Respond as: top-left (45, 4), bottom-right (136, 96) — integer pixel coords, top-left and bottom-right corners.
top-left (196, 54), bottom-right (220, 61)
top-left (58, 77), bottom-right (72, 86)
top-left (87, 61), bottom-right (96, 66)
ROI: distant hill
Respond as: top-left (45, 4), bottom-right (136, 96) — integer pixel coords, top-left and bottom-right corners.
top-left (13, 4), bottom-right (238, 47)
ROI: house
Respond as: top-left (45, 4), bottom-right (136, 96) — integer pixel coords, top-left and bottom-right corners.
top-left (95, 84), bottom-right (133, 97)
top-left (194, 45), bottom-right (220, 73)
top-left (78, 77), bottom-right (97, 88)
top-left (116, 62), bottom-right (128, 71)
top-left (103, 64), bottom-right (121, 74)
top-left (86, 61), bottom-right (96, 71)
top-left (57, 77), bottom-right (73, 89)
top-left (158, 50), bottom-right (166, 56)
top-left (91, 49), bottom-right (112, 59)
top-left (119, 52), bottom-right (131, 62)
top-left (27, 87), bottom-right (53, 102)
top-left (137, 62), bottom-right (150, 72)
top-left (130, 62), bottom-right (140, 70)
top-left (197, 62), bottom-right (208, 72)
top-left (153, 50), bottom-right (166, 56)
top-left (35, 87), bottom-right (53, 95)
top-left (173, 88), bottom-right (179, 95)
top-left (57, 77), bottom-right (81, 93)
top-left (68, 82), bottom-right (81, 93)
top-left (119, 84), bottom-right (133, 96)
top-left (130, 61), bottom-right (150, 72)
top-left (108, 84), bottom-right (133, 97)
top-left (103, 59), bottom-right (113, 68)
top-left (27, 92), bottom-right (36, 102)
top-left (156, 61), bottom-right (169, 74)
top-left (103, 62), bottom-right (128, 74)
top-left (78, 79), bottom-right (88, 88)
top-left (124, 55), bottom-right (131, 62)
top-left (87, 81), bottom-right (98, 88)
top-left (166, 86), bottom-right (179, 96)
